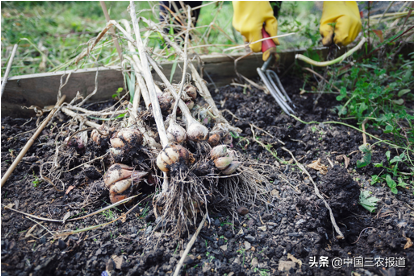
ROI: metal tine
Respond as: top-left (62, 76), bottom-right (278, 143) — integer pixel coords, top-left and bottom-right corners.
top-left (257, 68), bottom-right (295, 115)
top-left (260, 69), bottom-right (295, 114)
top-left (266, 70), bottom-right (295, 107)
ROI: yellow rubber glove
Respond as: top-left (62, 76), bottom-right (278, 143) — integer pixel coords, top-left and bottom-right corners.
top-left (320, 1), bottom-right (362, 46)
top-left (232, 1), bottom-right (279, 54)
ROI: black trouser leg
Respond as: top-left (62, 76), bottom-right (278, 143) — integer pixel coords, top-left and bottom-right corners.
top-left (270, 1), bottom-right (282, 18)
top-left (159, 1), bottom-right (203, 27)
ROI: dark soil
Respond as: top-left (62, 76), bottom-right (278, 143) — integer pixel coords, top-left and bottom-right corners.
top-left (2, 75), bottom-right (413, 276)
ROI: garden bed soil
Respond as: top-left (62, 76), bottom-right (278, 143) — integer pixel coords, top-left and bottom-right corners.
top-left (1, 75), bottom-right (413, 276)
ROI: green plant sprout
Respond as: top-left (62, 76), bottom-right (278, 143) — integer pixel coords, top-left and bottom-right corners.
top-left (32, 171), bottom-right (42, 187)
top-left (359, 190), bottom-right (380, 213)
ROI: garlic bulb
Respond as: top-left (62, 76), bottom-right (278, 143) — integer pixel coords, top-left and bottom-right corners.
top-left (103, 163), bottom-right (134, 187)
top-left (186, 117), bottom-right (209, 142)
top-left (184, 85), bottom-right (197, 100)
top-left (157, 144), bottom-right (195, 172)
top-left (109, 147), bottom-right (122, 157)
top-left (186, 100), bottom-right (194, 110)
top-left (103, 163), bottom-right (147, 203)
top-left (210, 145), bottom-right (228, 160)
top-left (167, 120), bottom-right (187, 143)
top-left (208, 133), bottom-right (220, 147)
top-left (159, 92), bottom-right (173, 113)
top-left (214, 157), bottom-right (233, 170)
top-left (110, 128), bottom-right (143, 149)
top-left (221, 161), bottom-right (241, 175)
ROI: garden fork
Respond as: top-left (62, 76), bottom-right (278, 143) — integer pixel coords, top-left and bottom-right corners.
top-left (257, 29), bottom-right (295, 115)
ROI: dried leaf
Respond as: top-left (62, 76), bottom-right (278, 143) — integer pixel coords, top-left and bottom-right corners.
top-left (111, 255), bottom-right (124, 270)
top-left (336, 154), bottom-right (350, 168)
top-left (62, 212), bottom-right (71, 224)
top-left (65, 185), bottom-right (75, 195)
top-left (404, 237), bottom-right (413, 249)
top-left (120, 213), bottom-right (127, 223)
top-left (288, 253), bottom-right (302, 268)
top-left (237, 206), bottom-right (249, 215)
top-left (25, 223), bottom-right (39, 238)
top-left (306, 158), bottom-right (328, 175)
top-left (372, 30), bottom-right (384, 42)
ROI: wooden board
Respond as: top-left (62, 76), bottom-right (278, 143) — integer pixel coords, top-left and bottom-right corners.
top-left (0, 45), bottom-right (380, 118)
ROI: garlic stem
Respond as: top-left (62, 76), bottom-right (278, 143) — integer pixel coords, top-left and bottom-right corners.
top-left (171, 5), bottom-right (191, 122)
top-left (129, 1), bottom-right (168, 148)
top-left (148, 57), bottom-right (208, 141)
top-left (142, 18), bottom-right (241, 135)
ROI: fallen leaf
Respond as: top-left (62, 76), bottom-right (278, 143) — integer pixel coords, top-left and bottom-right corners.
top-left (120, 213), bottom-right (127, 223)
top-left (237, 206), bottom-right (249, 215)
top-left (25, 224), bottom-right (39, 238)
top-left (62, 212), bottom-right (71, 223)
top-left (111, 255), bottom-right (123, 270)
top-left (306, 158), bottom-right (328, 175)
top-left (288, 253), bottom-right (302, 268)
top-left (372, 30), bottom-right (384, 42)
top-left (4, 203), bottom-right (15, 209)
top-left (65, 185), bottom-right (75, 195)
top-left (404, 237), bottom-right (413, 249)
top-left (336, 154), bottom-right (350, 168)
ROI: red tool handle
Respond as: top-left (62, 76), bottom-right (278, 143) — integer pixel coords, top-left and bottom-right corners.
top-left (261, 28), bottom-right (276, 53)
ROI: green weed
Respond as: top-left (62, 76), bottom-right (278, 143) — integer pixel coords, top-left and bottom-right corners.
top-left (371, 151), bottom-right (412, 194)
top-left (102, 209), bottom-right (115, 221)
top-left (359, 190), bottom-right (380, 213)
top-left (333, 54), bottom-right (414, 149)
top-left (32, 171), bottom-right (42, 187)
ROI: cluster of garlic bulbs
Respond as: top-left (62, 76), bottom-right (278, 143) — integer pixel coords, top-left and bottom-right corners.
top-left (156, 144), bottom-right (195, 172)
top-left (103, 163), bottom-right (147, 203)
top-left (210, 145), bottom-right (241, 175)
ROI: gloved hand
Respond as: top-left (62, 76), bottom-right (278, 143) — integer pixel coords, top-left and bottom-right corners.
top-left (232, 1), bottom-right (279, 59)
top-left (320, 1), bottom-right (362, 46)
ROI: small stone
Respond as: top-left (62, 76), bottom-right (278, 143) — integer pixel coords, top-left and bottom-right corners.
top-left (111, 255), bottom-right (123, 270)
top-left (244, 241), bottom-right (251, 250)
top-left (184, 255), bottom-right (195, 265)
top-left (237, 228), bottom-right (244, 236)
top-left (58, 239), bottom-right (66, 250)
top-left (39, 236), bottom-right (46, 244)
top-left (296, 219), bottom-right (306, 226)
top-left (202, 264), bottom-right (211, 273)
top-left (251, 247), bottom-right (255, 251)
top-left (220, 245), bottom-right (228, 251)
top-left (271, 189), bottom-right (280, 197)
top-left (145, 226), bottom-right (153, 235)
top-left (245, 234), bottom-right (255, 243)
top-left (233, 257), bottom-right (241, 264)
top-left (258, 226), bottom-right (266, 232)
top-left (251, 258), bottom-right (259, 267)
top-left (278, 261), bottom-right (296, 271)
top-left (237, 206), bottom-right (249, 215)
